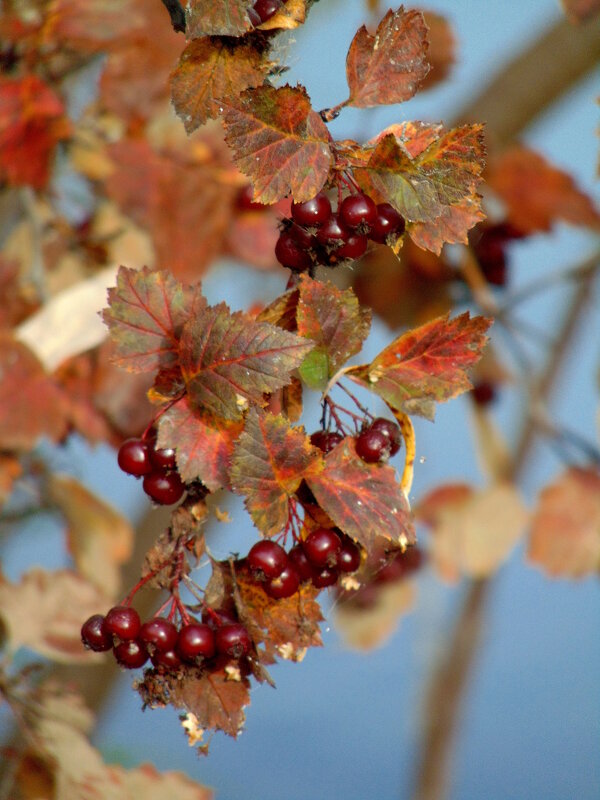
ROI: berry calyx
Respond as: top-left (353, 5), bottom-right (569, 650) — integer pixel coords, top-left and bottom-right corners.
top-left (369, 417), bottom-right (402, 456)
top-left (114, 639), bottom-right (149, 669)
top-left (275, 231), bottom-right (312, 271)
top-left (150, 446), bottom-right (177, 471)
top-left (355, 428), bottom-right (390, 463)
top-left (104, 605), bottom-right (141, 640)
top-left (177, 623), bottom-right (216, 661)
top-left (248, 540), bottom-right (289, 580)
top-left (316, 214), bottom-right (350, 248)
top-left (340, 193), bottom-right (377, 230)
top-left (139, 618), bottom-right (178, 652)
top-left (265, 565), bottom-right (300, 599)
top-left (303, 528), bottom-right (342, 568)
top-left (311, 565), bottom-right (339, 588)
top-left (117, 439), bottom-right (152, 476)
top-left (369, 203), bottom-right (405, 243)
top-left (81, 614), bottom-right (112, 652)
top-left (215, 623), bottom-right (252, 659)
top-left (252, 0), bottom-right (282, 23)
top-left (310, 430), bottom-right (343, 453)
top-left (291, 192), bottom-right (331, 227)
top-left (142, 471), bottom-right (185, 505)
top-left (337, 539), bottom-right (361, 573)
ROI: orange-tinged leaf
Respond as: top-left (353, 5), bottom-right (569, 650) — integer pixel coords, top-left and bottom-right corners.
top-left (224, 209), bottom-right (280, 269)
top-left (419, 10), bottom-right (456, 90)
top-left (346, 7), bottom-right (430, 108)
top-left (157, 396), bottom-right (242, 491)
top-left (347, 312), bottom-right (492, 419)
top-left (528, 467), bottom-right (600, 578)
top-left (185, 0), bottom-right (254, 37)
top-left (230, 409), bottom-right (323, 536)
top-left (334, 578), bottom-right (415, 650)
top-left (179, 302), bottom-right (313, 420)
top-left (222, 84), bottom-right (334, 204)
top-left (257, 0), bottom-right (306, 30)
top-left (0, 454), bottom-right (21, 510)
top-left (103, 266), bottom-right (204, 373)
top-left (307, 438), bottom-right (414, 549)
top-left (488, 146), bottom-right (600, 233)
top-left (408, 196), bottom-right (485, 254)
top-left (42, 0), bottom-right (143, 53)
top-left (171, 37), bottom-right (271, 133)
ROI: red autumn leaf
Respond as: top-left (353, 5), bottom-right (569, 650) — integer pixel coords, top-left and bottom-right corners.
top-left (408, 196), bottom-right (486, 254)
top-left (347, 312), bottom-right (491, 419)
top-left (256, 287), bottom-right (300, 331)
top-left (0, 74), bottom-right (70, 189)
top-left (561, 0), bottom-right (600, 21)
top-left (185, 0), bottom-right (254, 37)
top-left (345, 7), bottom-right (430, 108)
top-left (0, 334), bottom-right (68, 450)
top-left (221, 84), bottom-right (334, 204)
top-left (419, 10), bottom-right (456, 90)
top-left (157, 396), bottom-right (242, 491)
top-left (179, 302), bottom-right (313, 420)
top-left (230, 409), bottom-right (323, 536)
top-left (225, 208), bottom-right (280, 270)
top-left (103, 266), bottom-right (204, 373)
top-left (488, 146), bottom-right (600, 233)
top-left (171, 37), bottom-right (271, 133)
top-left (528, 467), bottom-right (600, 578)
top-left (306, 438), bottom-right (414, 549)
top-left (296, 275), bottom-right (371, 390)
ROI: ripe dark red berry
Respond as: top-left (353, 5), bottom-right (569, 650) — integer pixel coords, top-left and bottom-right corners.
top-left (236, 184), bottom-right (266, 210)
top-left (143, 471), bottom-right (185, 505)
top-left (265, 565), bottom-right (300, 599)
top-left (248, 540), bottom-right (289, 580)
top-left (275, 231), bottom-right (312, 271)
top-left (113, 639), bottom-right (148, 669)
top-left (369, 417), bottom-right (402, 456)
top-left (340, 193), bottom-right (377, 229)
top-left (117, 439), bottom-right (152, 476)
top-left (336, 232), bottom-right (368, 260)
top-left (139, 618), bottom-right (178, 652)
top-left (311, 565), bottom-right (339, 588)
top-left (104, 605), bottom-right (141, 640)
top-left (303, 528), bottom-right (342, 567)
top-left (288, 544), bottom-right (314, 582)
top-left (150, 446), bottom-right (177, 471)
top-left (289, 223), bottom-right (316, 250)
top-left (355, 428), bottom-right (390, 463)
top-left (291, 192), bottom-right (331, 227)
top-left (252, 0), bottom-right (282, 23)
top-left (316, 214), bottom-right (350, 248)
top-left (370, 203), bottom-right (405, 243)
top-left (151, 649), bottom-right (183, 671)
top-left (310, 430), bottom-right (343, 453)
top-left (337, 539), bottom-right (361, 573)
top-left (81, 614), bottom-right (112, 652)
top-left (177, 623), bottom-right (216, 661)
top-left (472, 381), bottom-right (496, 406)
top-left (215, 623), bottom-right (252, 658)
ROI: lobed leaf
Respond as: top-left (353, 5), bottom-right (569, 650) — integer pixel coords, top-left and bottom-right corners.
top-left (185, 0), bottom-right (253, 37)
top-left (221, 84), bottom-right (333, 204)
top-left (346, 312), bottom-right (492, 419)
top-left (407, 196), bottom-right (485, 254)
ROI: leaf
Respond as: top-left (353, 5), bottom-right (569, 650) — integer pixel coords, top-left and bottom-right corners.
top-left (185, 0), bottom-right (253, 37)
top-left (417, 482), bottom-right (529, 582)
top-left (0, 334), bottom-right (68, 450)
top-left (306, 438), bottom-right (414, 549)
top-left (179, 302), bottom-right (313, 420)
top-left (0, 568), bottom-right (108, 662)
top-left (47, 473), bottom-right (134, 599)
top-left (42, 0), bottom-right (143, 53)
top-left (103, 266), bottom-right (204, 373)
top-left (157, 396), bottom-right (242, 491)
top-left (528, 467), bottom-right (600, 578)
top-left (487, 146), bottom-right (600, 233)
top-left (257, 0), bottom-right (306, 30)
top-left (230, 409), bottom-right (323, 536)
top-left (347, 312), bottom-right (492, 420)
top-left (408, 196), bottom-right (485, 254)
top-left (296, 275), bottom-right (371, 390)
top-left (256, 287), bottom-right (300, 330)
top-left (221, 84), bottom-right (334, 204)
top-left (334, 578), bottom-right (415, 650)
top-left (561, 0), bottom-right (600, 22)
top-left (0, 74), bottom-right (70, 189)
top-left (171, 37), bottom-right (271, 133)
top-left (419, 10), bottom-right (456, 90)
top-left (345, 7), bottom-right (430, 108)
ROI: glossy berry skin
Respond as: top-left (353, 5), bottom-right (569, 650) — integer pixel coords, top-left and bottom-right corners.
top-left (139, 618), bottom-right (178, 652)
top-left (291, 192), bottom-right (331, 227)
top-left (311, 565), bottom-right (339, 588)
top-left (336, 232), bottom-right (368, 260)
top-left (143, 471), bottom-right (185, 505)
top-left (337, 539), bottom-right (361, 573)
top-left (265, 565), bottom-right (300, 599)
top-left (236, 184), bottom-right (265, 210)
top-left (114, 639), bottom-right (148, 669)
top-left (355, 428), bottom-right (389, 463)
top-left (104, 606), bottom-right (141, 640)
top-left (340, 193), bottom-right (377, 230)
top-left (150, 446), bottom-right (177, 471)
top-left (303, 528), bottom-right (342, 567)
top-left (289, 223), bottom-right (316, 250)
top-left (215, 624), bottom-right (252, 659)
top-left (81, 614), bottom-right (112, 652)
top-left (177, 623), bottom-right (216, 661)
top-left (316, 214), bottom-right (350, 247)
top-left (288, 544), bottom-right (314, 582)
top-left (370, 203), bottom-right (405, 243)
top-left (117, 439), bottom-right (152, 476)
top-left (369, 417), bottom-right (402, 456)
top-left (275, 231), bottom-right (312, 271)
top-left (151, 649), bottom-right (182, 671)
top-left (310, 430), bottom-right (343, 453)
top-left (253, 0), bottom-right (282, 23)
top-left (248, 540), bottom-right (289, 580)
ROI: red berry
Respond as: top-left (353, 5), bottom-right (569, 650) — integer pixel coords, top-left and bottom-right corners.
top-left (369, 417), bottom-right (402, 456)
top-left (291, 192), bottom-right (332, 227)
top-left (288, 544), bottom-right (314, 582)
top-left (104, 606), bottom-right (141, 640)
top-left (81, 614), bottom-right (112, 652)
top-left (113, 639), bottom-right (148, 669)
top-left (151, 649), bottom-right (183, 671)
top-left (143, 470), bottom-right (185, 505)
top-left (340, 193), bottom-right (377, 229)
top-left (177, 623), bottom-right (216, 661)
top-left (355, 428), bottom-right (389, 463)
top-left (370, 203), bottom-right (405, 243)
top-left (150, 446), bottom-right (177, 471)
top-left (253, 0), bottom-right (282, 23)
top-left (265, 565), bottom-right (300, 599)
top-left (337, 539), bottom-right (361, 573)
top-left (336, 232), bottom-right (368, 260)
top-left (275, 231), bottom-right (312, 271)
top-left (310, 430), bottom-right (343, 453)
top-left (472, 381), bottom-right (497, 406)
top-left (139, 618), bottom-right (178, 652)
top-left (289, 223), bottom-right (316, 250)
top-left (316, 213), bottom-right (350, 247)
top-left (311, 565), bottom-right (339, 588)
top-left (248, 540), bottom-right (289, 580)
top-left (117, 439), bottom-right (152, 476)
top-left (236, 184), bottom-right (266, 210)
top-left (303, 528), bottom-right (342, 567)
top-left (215, 623), bottom-right (252, 658)
top-left (201, 606), bottom-right (238, 627)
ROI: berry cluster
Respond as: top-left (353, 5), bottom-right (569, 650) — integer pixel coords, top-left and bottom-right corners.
top-left (117, 433), bottom-right (185, 505)
top-left (310, 416), bottom-right (402, 465)
top-left (247, 530), bottom-right (362, 598)
top-left (248, 0), bottom-right (286, 27)
top-left (275, 191), bottom-right (405, 272)
top-left (471, 221), bottom-right (525, 287)
top-left (81, 605), bottom-right (252, 671)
